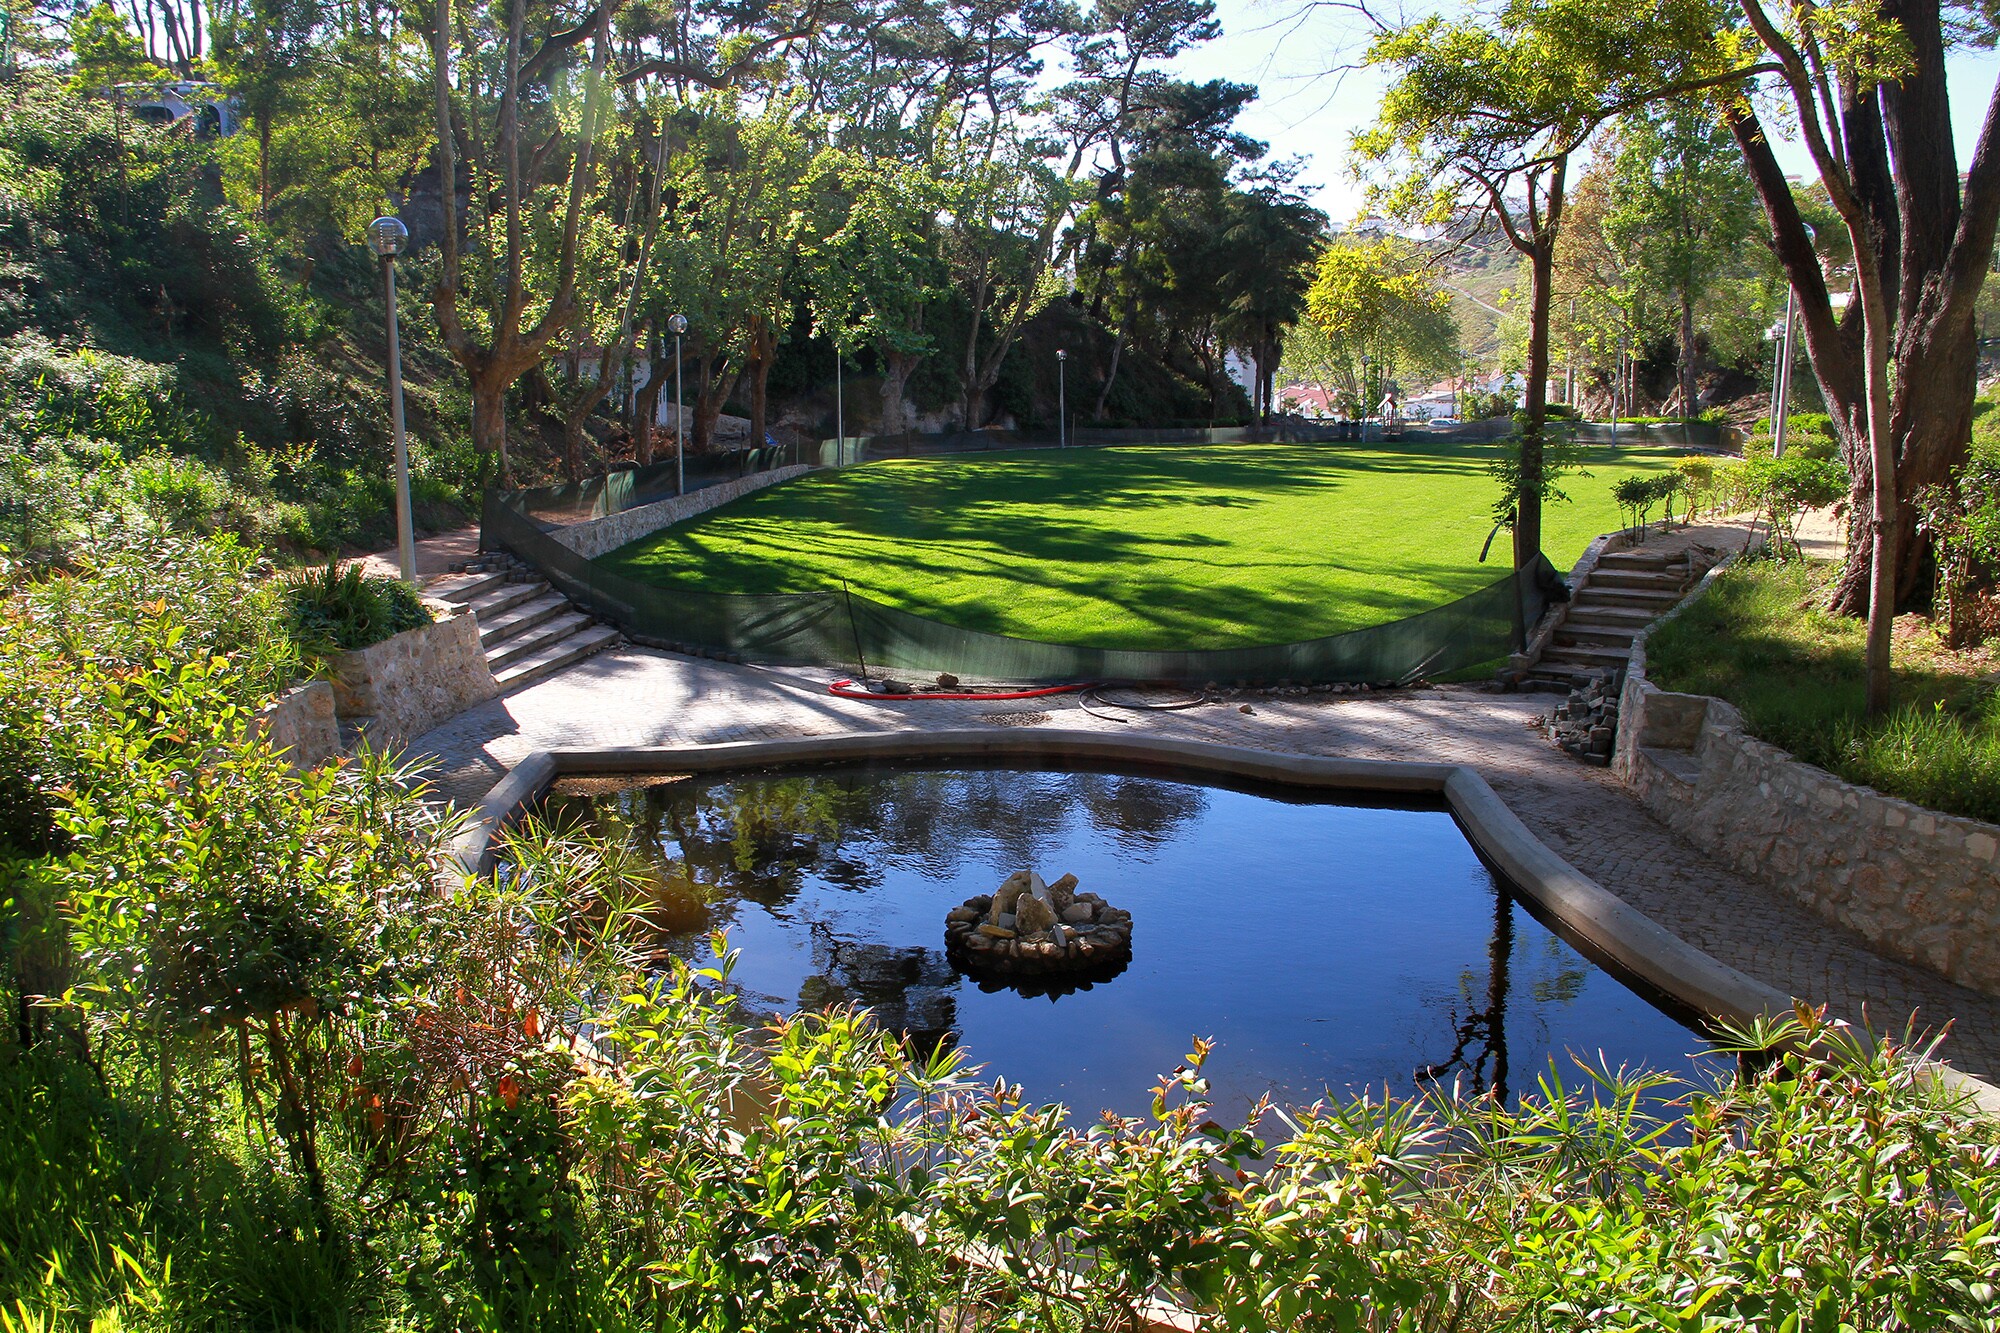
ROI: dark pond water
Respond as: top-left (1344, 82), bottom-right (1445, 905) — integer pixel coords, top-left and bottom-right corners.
top-left (547, 764), bottom-right (1714, 1119)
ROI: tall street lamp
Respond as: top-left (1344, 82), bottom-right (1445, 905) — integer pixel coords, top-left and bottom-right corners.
top-left (835, 341), bottom-right (844, 464)
top-left (1359, 353), bottom-right (1373, 442)
top-left (1056, 349), bottom-right (1068, 448)
top-left (668, 313), bottom-right (688, 495)
top-left (367, 215), bottom-right (416, 584)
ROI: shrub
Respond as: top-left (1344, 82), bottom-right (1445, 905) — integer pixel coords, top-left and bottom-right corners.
top-left (1745, 452), bottom-right (1845, 558)
top-left (280, 562), bottom-right (431, 655)
top-left (1916, 435), bottom-right (2000, 646)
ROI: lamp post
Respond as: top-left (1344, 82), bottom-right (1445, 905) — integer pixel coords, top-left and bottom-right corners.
top-left (835, 342), bottom-right (844, 464)
top-left (668, 313), bottom-right (688, 495)
top-left (1359, 354), bottom-right (1373, 442)
top-left (366, 215), bottom-right (415, 584)
top-left (1056, 349), bottom-right (1068, 447)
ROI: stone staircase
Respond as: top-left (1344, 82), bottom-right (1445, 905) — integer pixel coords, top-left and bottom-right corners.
top-left (425, 554), bottom-right (620, 691)
top-left (1530, 546), bottom-right (1707, 689)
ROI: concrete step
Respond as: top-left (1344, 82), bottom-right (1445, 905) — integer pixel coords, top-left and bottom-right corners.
top-left (427, 569), bottom-right (510, 605)
top-left (1557, 622), bottom-right (1640, 647)
top-left (494, 624), bottom-right (621, 692)
top-left (467, 580), bottom-right (546, 623)
top-left (487, 610), bottom-right (594, 670)
top-left (1564, 604), bottom-right (1658, 627)
top-left (1582, 586), bottom-right (1684, 610)
top-left (1596, 549), bottom-right (1672, 568)
top-left (1590, 569), bottom-right (1689, 591)
top-left (478, 591), bottom-right (570, 647)
top-left (1540, 643), bottom-right (1636, 669)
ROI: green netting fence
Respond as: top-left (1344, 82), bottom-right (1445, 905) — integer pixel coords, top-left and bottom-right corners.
top-left (481, 473), bottom-right (1560, 684)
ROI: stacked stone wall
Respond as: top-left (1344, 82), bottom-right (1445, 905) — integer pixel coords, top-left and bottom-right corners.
top-left (326, 606), bottom-right (499, 747)
top-left (1617, 595), bottom-right (2000, 995)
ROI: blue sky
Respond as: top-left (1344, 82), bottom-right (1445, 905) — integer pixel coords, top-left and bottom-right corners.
top-left (1170, 0), bottom-right (2000, 223)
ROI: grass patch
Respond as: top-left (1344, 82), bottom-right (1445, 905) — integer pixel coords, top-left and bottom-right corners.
top-left (599, 440), bottom-right (1682, 650)
top-left (1646, 559), bottom-right (2000, 823)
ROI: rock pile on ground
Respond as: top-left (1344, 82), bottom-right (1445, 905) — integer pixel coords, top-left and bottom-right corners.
top-left (944, 870), bottom-right (1132, 982)
top-left (1543, 672), bottom-right (1620, 765)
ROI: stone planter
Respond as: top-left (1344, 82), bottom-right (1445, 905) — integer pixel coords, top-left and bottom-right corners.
top-left (254, 679), bottom-right (340, 771)
top-left (324, 605), bottom-right (498, 748)
top-left (1616, 572), bottom-right (2000, 997)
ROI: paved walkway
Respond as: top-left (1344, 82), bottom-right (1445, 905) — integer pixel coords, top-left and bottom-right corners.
top-left (411, 648), bottom-right (2000, 1082)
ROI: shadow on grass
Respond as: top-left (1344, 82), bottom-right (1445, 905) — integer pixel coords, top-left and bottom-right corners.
top-left (599, 442), bottom-right (1672, 650)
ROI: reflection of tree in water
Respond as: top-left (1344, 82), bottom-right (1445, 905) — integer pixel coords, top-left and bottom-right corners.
top-left (1416, 888), bottom-right (1514, 1102)
top-left (545, 766), bottom-right (1207, 1036)
top-left (1415, 894), bottom-right (1599, 1103)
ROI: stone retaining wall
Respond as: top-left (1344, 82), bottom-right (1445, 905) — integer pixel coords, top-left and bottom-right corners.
top-left (552, 465), bottom-right (811, 559)
top-left (1616, 577), bottom-right (2000, 996)
top-left (326, 605), bottom-right (498, 747)
top-left (255, 679), bottom-right (340, 771)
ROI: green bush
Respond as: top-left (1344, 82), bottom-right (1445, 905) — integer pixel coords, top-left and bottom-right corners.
top-left (280, 562), bottom-right (431, 655)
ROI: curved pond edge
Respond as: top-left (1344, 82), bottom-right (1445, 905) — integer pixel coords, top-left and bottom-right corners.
top-left (450, 728), bottom-right (2000, 1115)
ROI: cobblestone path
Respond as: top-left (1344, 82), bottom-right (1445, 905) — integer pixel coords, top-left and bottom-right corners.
top-left (411, 646), bottom-right (2000, 1081)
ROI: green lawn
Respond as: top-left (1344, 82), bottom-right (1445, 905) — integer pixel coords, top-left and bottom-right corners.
top-left (599, 440), bottom-right (1683, 650)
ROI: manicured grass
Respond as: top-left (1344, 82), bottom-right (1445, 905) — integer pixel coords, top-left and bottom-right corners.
top-left (599, 440), bottom-right (1683, 650)
top-left (1646, 559), bottom-right (2000, 823)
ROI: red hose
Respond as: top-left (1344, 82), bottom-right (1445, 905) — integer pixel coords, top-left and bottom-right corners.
top-left (828, 678), bottom-right (1093, 702)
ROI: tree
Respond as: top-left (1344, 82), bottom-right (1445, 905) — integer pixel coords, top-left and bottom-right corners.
top-left (1358, 0), bottom-right (1724, 570)
top-left (68, 3), bottom-right (160, 91)
top-left (1302, 235), bottom-right (1459, 416)
top-left (806, 148), bottom-right (947, 436)
top-left (426, 0), bottom-right (618, 480)
top-left (1600, 105), bottom-right (1767, 419)
top-left (1218, 178), bottom-right (1324, 425)
top-left (1687, 0), bottom-right (2000, 715)
top-left (650, 93), bottom-right (814, 452)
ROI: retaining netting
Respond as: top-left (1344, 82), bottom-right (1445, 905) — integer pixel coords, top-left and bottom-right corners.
top-left (482, 467), bottom-right (1560, 683)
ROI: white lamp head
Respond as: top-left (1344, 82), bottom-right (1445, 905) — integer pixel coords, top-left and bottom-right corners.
top-left (366, 216), bottom-right (409, 258)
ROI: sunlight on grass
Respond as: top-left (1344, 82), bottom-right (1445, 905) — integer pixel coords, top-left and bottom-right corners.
top-left (599, 441), bottom-right (1680, 650)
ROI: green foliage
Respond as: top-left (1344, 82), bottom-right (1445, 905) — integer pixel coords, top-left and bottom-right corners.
top-left (1488, 413), bottom-right (1590, 529)
top-left (1611, 471), bottom-right (1682, 532)
top-left (1745, 451), bottom-right (1846, 558)
top-left (1915, 432), bottom-right (2000, 647)
top-left (280, 562), bottom-right (430, 656)
top-left (0, 528), bottom-right (296, 856)
top-left (1302, 236), bottom-right (1460, 407)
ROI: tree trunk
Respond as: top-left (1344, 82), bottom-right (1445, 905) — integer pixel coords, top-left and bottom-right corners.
top-left (1677, 286), bottom-right (1697, 422)
top-left (879, 347), bottom-right (919, 435)
top-left (257, 113), bottom-right (271, 220)
top-left (470, 370), bottom-right (511, 482)
top-left (745, 317), bottom-right (776, 447)
top-left (633, 347), bottom-right (662, 467)
top-left (1857, 251), bottom-right (1899, 716)
top-left (1513, 236), bottom-right (1553, 570)
top-left (1093, 316), bottom-right (1131, 421)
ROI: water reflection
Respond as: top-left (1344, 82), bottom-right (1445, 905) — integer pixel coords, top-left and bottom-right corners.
top-left (548, 765), bottom-right (1707, 1117)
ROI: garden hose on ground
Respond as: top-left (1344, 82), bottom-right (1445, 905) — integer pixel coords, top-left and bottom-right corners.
top-left (1076, 684), bottom-right (1216, 724)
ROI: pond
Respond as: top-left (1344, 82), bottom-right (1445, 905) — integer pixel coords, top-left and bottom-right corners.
top-left (546, 763), bottom-right (1714, 1119)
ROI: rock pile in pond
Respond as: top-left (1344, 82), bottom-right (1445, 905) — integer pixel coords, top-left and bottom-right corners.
top-left (944, 870), bottom-right (1132, 982)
